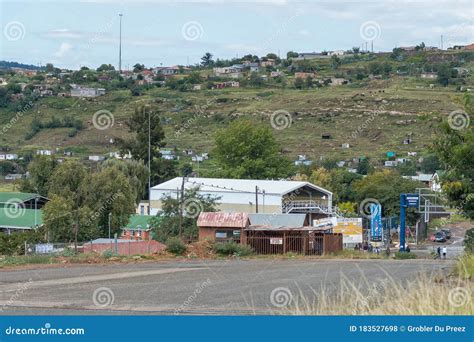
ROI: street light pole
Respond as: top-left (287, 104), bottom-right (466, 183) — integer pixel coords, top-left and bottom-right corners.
top-left (148, 109), bottom-right (151, 215)
top-left (118, 13), bottom-right (123, 73)
top-left (108, 212), bottom-right (112, 240)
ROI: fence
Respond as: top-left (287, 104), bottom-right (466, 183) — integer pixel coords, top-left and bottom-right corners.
top-left (245, 233), bottom-right (342, 256)
top-left (25, 240), bottom-right (166, 256)
top-left (83, 240), bottom-right (166, 256)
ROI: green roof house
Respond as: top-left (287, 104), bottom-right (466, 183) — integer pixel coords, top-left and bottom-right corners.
top-left (0, 208), bottom-right (43, 233)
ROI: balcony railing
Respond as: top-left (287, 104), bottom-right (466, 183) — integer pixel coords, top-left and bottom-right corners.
top-left (282, 200), bottom-right (331, 215)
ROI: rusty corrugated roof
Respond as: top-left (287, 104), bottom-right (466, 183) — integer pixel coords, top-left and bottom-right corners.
top-left (197, 212), bottom-right (249, 228)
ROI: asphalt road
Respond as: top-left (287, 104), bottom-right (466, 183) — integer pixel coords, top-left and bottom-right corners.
top-left (0, 258), bottom-right (454, 315)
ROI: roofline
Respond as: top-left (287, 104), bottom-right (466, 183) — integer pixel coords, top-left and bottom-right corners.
top-left (281, 182), bottom-right (333, 197)
top-left (152, 178), bottom-right (332, 196)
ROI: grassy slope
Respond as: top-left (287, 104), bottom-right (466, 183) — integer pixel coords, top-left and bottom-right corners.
top-left (0, 56), bottom-right (472, 171)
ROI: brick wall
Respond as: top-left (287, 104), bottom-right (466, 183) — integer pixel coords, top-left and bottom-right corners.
top-left (83, 240), bottom-right (166, 255)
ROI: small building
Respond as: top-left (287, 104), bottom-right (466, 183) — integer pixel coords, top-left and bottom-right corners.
top-left (260, 59), bottom-right (276, 67)
top-left (121, 215), bottom-right (155, 241)
top-left (70, 86), bottom-right (106, 98)
top-left (420, 72), bottom-right (437, 79)
top-left (4, 173), bottom-right (24, 181)
top-left (0, 208), bottom-right (43, 234)
top-left (37, 149), bottom-right (53, 156)
top-left (88, 155), bottom-right (105, 162)
top-left (384, 160), bottom-right (398, 167)
top-left (0, 192), bottom-right (48, 210)
top-left (197, 212), bottom-right (249, 243)
top-left (213, 66), bottom-right (243, 78)
top-left (0, 154), bottom-right (18, 160)
top-left (341, 143), bottom-right (350, 149)
top-left (386, 151), bottom-right (396, 160)
top-left (321, 133), bottom-right (331, 139)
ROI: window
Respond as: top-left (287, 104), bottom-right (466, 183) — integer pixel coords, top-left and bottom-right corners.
top-left (140, 205), bottom-right (145, 215)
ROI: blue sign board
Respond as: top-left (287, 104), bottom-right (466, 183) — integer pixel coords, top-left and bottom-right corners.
top-left (370, 203), bottom-right (383, 241)
top-left (406, 194), bottom-right (419, 208)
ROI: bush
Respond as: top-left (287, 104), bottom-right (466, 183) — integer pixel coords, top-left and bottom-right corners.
top-left (166, 237), bottom-right (187, 255)
top-left (213, 242), bottom-right (254, 257)
top-left (394, 251), bottom-right (417, 259)
top-left (101, 249), bottom-right (115, 259)
top-left (464, 228), bottom-right (474, 254)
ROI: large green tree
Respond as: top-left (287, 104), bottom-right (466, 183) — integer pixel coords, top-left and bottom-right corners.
top-left (433, 94), bottom-right (473, 218)
top-left (213, 120), bottom-right (293, 179)
top-left (20, 156), bottom-right (58, 196)
top-left (150, 187), bottom-right (220, 242)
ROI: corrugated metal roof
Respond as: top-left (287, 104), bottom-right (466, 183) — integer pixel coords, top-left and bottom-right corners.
top-left (0, 192), bottom-right (41, 203)
top-left (248, 213), bottom-right (307, 228)
top-left (0, 208), bottom-right (43, 229)
top-left (152, 177), bottom-right (332, 196)
top-left (197, 212), bottom-right (249, 228)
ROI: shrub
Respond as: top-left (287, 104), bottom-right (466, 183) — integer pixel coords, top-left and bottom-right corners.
top-left (464, 228), bottom-right (474, 254)
top-left (213, 242), bottom-right (254, 257)
top-left (101, 249), bottom-right (115, 259)
top-left (394, 251), bottom-right (417, 259)
top-left (166, 237), bottom-right (187, 255)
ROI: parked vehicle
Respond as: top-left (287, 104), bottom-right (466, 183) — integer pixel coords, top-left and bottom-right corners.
top-left (434, 231), bottom-right (447, 243)
top-left (441, 229), bottom-right (451, 239)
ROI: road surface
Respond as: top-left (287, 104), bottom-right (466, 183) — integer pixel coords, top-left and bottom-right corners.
top-left (0, 258), bottom-right (454, 315)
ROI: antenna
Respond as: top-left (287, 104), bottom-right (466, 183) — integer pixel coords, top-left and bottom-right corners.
top-left (118, 13), bottom-right (123, 73)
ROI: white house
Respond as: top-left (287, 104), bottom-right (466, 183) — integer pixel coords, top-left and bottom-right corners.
top-left (0, 154), bottom-right (18, 160)
top-left (70, 85), bottom-right (106, 98)
top-left (88, 155), bottom-right (105, 162)
top-left (149, 177), bottom-right (333, 217)
top-left (36, 150), bottom-right (53, 156)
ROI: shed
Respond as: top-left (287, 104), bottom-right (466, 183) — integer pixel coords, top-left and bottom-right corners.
top-left (321, 133), bottom-right (332, 139)
top-left (197, 212), bottom-right (249, 243)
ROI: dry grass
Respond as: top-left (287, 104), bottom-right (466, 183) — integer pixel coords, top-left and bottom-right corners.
top-left (283, 273), bottom-right (473, 315)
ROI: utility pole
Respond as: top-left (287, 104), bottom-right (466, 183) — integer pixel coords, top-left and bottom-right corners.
top-left (108, 212), bottom-right (112, 239)
top-left (179, 176), bottom-right (186, 237)
top-left (255, 186), bottom-right (259, 213)
top-left (371, 40), bottom-right (373, 53)
top-left (440, 35), bottom-right (443, 50)
top-left (118, 13), bottom-right (123, 73)
top-left (148, 109), bottom-right (151, 215)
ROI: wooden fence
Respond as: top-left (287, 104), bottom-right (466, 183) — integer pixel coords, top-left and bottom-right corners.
top-left (245, 233), bottom-right (342, 255)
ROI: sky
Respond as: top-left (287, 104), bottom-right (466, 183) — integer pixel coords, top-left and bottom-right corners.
top-left (0, 0), bottom-right (472, 70)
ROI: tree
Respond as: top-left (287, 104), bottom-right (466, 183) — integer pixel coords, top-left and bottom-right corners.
top-left (44, 161), bottom-right (97, 243)
top-left (287, 51), bottom-right (299, 59)
top-left (353, 169), bottom-right (421, 217)
top-left (357, 158), bottom-right (373, 175)
top-left (118, 105), bottom-right (175, 187)
top-left (437, 63), bottom-right (453, 86)
top-left (150, 187), bottom-right (220, 242)
top-left (200, 52), bottom-right (214, 67)
top-left (420, 154), bottom-right (441, 173)
top-left (305, 75), bottom-right (313, 88)
top-left (433, 94), bottom-right (473, 218)
top-left (214, 120), bottom-right (293, 179)
top-left (309, 168), bottom-right (332, 190)
top-left (97, 64), bottom-right (115, 72)
top-left (100, 159), bottom-right (149, 205)
top-left (352, 47), bottom-right (360, 54)
top-left (20, 156), bottom-right (58, 196)
top-left (45, 63), bottom-right (55, 73)
top-left (395, 160), bottom-right (417, 176)
top-left (294, 77), bottom-right (305, 89)
top-left (86, 166), bottom-right (136, 237)
top-left (249, 72), bottom-right (263, 87)
top-left (330, 55), bottom-right (341, 69)
top-left (133, 63), bottom-right (145, 72)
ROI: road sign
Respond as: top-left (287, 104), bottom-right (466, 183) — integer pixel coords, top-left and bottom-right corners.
top-left (406, 194), bottom-right (419, 207)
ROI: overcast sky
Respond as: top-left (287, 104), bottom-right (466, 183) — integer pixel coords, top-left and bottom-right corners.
top-left (0, 0), bottom-right (472, 70)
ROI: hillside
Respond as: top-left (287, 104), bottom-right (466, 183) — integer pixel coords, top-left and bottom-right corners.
top-left (0, 50), bottom-right (473, 176)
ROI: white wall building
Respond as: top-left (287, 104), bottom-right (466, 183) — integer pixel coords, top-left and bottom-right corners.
top-left (149, 177), bottom-right (332, 217)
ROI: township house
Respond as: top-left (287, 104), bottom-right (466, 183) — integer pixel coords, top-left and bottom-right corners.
top-left (0, 192), bottom-right (47, 234)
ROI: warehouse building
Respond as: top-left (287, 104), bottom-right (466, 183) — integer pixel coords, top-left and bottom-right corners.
top-left (150, 177), bottom-right (333, 219)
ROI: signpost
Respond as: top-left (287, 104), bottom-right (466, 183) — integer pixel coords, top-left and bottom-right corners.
top-left (399, 193), bottom-right (419, 251)
top-left (370, 203), bottom-right (383, 242)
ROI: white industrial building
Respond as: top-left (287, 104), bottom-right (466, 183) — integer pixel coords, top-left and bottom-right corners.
top-left (148, 177), bottom-right (332, 218)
